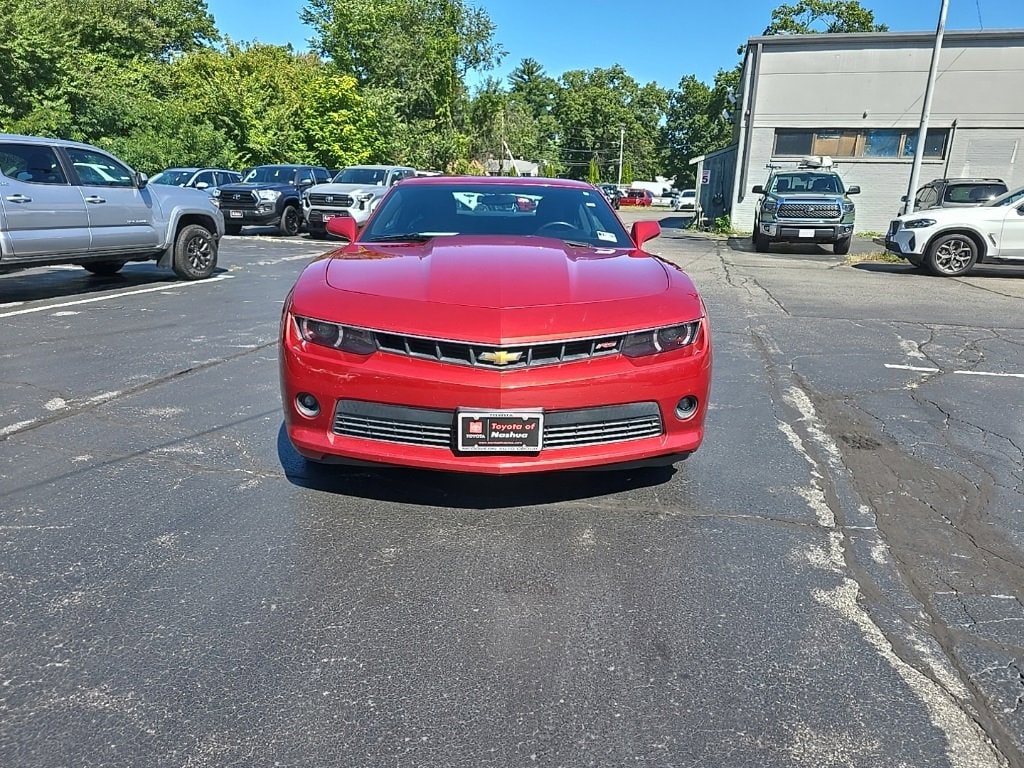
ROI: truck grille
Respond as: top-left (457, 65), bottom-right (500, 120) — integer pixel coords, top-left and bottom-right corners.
top-left (374, 332), bottom-right (624, 369)
top-left (778, 203), bottom-right (841, 219)
top-left (308, 193), bottom-right (354, 207)
top-left (221, 192), bottom-right (258, 209)
top-left (332, 401), bottom-right (663, 450)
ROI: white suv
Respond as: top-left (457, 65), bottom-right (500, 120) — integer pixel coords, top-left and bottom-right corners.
top-left (886, 186), bottom-right (1024, 276)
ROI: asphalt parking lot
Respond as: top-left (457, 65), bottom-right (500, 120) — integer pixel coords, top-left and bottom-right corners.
top-left (2, 219), bottom-right (1023, 767)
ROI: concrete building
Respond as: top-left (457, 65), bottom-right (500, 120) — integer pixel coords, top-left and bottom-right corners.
top-left (721, 29), bottom-right (1024, 233)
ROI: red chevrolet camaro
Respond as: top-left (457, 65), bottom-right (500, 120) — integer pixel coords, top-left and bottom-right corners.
top-left (279, 176), bottom-right (711, 474)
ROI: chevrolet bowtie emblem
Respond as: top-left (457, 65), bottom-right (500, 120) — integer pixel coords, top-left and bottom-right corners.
top-left (479, 350), bottom-right (523, 366)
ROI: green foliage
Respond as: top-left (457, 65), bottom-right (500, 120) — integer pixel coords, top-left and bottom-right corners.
top-left (712, 215), bottom-right (732, 234)
top-left (763, 0), bottom-right (888, 34)
top-left (620, 160), bottom-right (634, 186)
top-left (446, 157), bottom-right (487, 175)
top-left (662, 68), bottom-right (737, 187)
top-left (587, 157), bottom-right (600, 185)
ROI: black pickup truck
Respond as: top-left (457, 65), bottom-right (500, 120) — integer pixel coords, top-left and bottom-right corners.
top-left (214, 164), bottom-right (331, 236)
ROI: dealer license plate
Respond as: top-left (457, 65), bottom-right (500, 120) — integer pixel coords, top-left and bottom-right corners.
top-left (457, 410), bottom-right (543, 453)
top-left (798, 228), bottom-right (814, 238)
top-left (229, 210), bottom-right (243, 218)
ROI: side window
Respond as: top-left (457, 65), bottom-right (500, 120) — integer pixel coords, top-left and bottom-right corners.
top-left (315, 168), bottom-right (331, 184)
top-left (218, 171), bottom-right (240, 186)
top-left (916, 187), bottom-right (938, 209)
top-left (194, 171), bottom-right (216, 188)
top-left (298, 169), bottom-right (314, 186)
top-left (0, 143), bottom-right (68, 185)
top-left (66, 148), bottom-right (133, 187)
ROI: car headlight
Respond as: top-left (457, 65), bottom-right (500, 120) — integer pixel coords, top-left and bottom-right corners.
top-left (295, 317), bottom-right (376, 355)
top-left (761, 201), bottom-right (778, 213)
top-left (842, 201), bottom-right (855, 214)
top-left (258, 189), bottom-right (282, 202)
top-left (621, 320), bottom-right (702, 358)
top-left (903, 218), bottom-right (936, 229)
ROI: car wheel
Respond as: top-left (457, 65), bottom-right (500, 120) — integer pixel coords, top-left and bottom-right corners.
top-left (82, 260), bottom-right (126, 276)
top-left (754, 231), bottom-right (771, 253)
top-left (171, 224), bottom-right (218, 280)
top-left (279, 205), bottom-right (301, 237)
top-left (925, 233), bottom-right (977, 277)
top-left (225, 223), bottom-right (242, 236)
top-left (833, 237), bottom-right (852, 255)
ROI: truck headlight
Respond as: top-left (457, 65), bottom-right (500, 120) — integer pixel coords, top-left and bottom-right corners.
top-left (842, 201), bottom-right (855, 214)
top-left (761, 201), bottom-right (778, 213)
top-left (257, 190), bottom-right (282, 202)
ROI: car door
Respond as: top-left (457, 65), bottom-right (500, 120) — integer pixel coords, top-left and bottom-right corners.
top-left (0, 141), bottom-right (91, 260)
top-left (999, 203), bottom-right (1024, 258)
top-left (63, 146), bottom-right (161, 256)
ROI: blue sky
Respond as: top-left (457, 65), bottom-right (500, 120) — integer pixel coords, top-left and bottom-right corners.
top-left (204, 0), bottom-right (1021, 89)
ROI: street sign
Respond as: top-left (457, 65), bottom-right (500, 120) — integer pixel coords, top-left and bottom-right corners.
top-left (701, 169), bottom-right (711, 185)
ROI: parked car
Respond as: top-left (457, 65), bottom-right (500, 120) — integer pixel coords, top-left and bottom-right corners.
top-left (214, 164), bottom-right (332, 236)
top-left (151, 167), bottom-right (242, 195)
top-left (885, 186), bottom-right (1024, 276)
top-left (751, 157), bottom-right (859, 254)
top-left (899, 177), bottom-right (1008, 215)
top-left (279, 176), bottom-right (711, 474)
top-left (0, 133), bottom-right (223, 279)
top-left (302, 164), bottom-right (416, 237)
top-left (620, 189), bottom-right (654, 207)
top-left (672, 189), bottom-right (697, 211)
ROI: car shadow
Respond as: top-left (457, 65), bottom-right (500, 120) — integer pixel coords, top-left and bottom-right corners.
top-left (0, 263), bottom-right (229, 304)
top-left (276, 423), bottom-right (677, 509)
top-left (851, 261), bottom-right (1024, 279)
top-left (657, 214), bottom-right (696, 229)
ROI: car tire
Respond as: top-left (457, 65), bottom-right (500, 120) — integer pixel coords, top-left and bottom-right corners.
top-left (82, 260), bottom-right (126, 276)
top-left (307, 230), bottom-right (328, 240)
top-left (225, 223), bottom-right (242, 236)
top-left (753, 231), bottom-right (771, 253)
top-left (171, 224), bottom-right (218, 280)
top-left (833, 237), bottom-right (852, 255)
top-left (279, 205), bottom-right (301, 237)
top-left (925, 233), bottom-right (978, 277)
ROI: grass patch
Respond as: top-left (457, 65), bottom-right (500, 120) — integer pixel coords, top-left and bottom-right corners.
top-left (845, 251), bottom-right (903, 265)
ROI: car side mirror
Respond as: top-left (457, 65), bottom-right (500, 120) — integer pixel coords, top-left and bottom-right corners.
top-left (900, 194), bottom-right (908, 202)
top-left (134, 171), bottom-right (149, 189)
top-left (195, 181), bottom-right (209, 190)
top-left (631, 220), bottom-right (661, 248)
top-left (751, 185), bottom-right (765, 195)
top-left (326, 216), bottom-right (358, 242)
top-left (846, 186), bottom-right (860, 195)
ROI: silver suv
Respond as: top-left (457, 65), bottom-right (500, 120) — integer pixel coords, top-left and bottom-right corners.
top-left (0, 134), bottom-right (224, 279)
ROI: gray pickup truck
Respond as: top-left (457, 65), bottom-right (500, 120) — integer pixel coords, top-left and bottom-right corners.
top-left (302, 164), bottom-right (416, 236)
top-left (0, 134), bottom-right (223, 279)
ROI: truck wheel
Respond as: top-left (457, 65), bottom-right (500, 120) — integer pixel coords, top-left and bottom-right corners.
top-left (833, 237), bottom-right (851, 255)
top-left (225, 223), bottom-right (242, 236)
top-left (172, 224), bottom-right (218, 280)
top-left (82, 260), bottom-right (126, 276)
top-left (279, 205), bottom-right (301, 237)
top-left (925, 234), bottom-right (977, 277)
top-left (754, 231), bottom-right (771, 252)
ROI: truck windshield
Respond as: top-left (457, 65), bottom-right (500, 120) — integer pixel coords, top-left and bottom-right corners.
top-left (770, 173), bottom-right (843, 195)
top-left (334, 168), bottom-right (389, 185)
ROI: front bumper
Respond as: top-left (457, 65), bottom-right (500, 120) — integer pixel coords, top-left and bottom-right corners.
top-left (759, 220), bottom-right (853, 243)
top-left (280, 320), bottom-right (712, 474)
top-left (886, 229), bottom-right (924, 257)
top-left (220, 206), bottom-right (280, 225)
top-left (304, 206), bottom-right (368, 231)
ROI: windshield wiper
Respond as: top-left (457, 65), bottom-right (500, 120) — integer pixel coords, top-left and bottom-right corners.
top-left (366, 233), bottom-right (435, 243)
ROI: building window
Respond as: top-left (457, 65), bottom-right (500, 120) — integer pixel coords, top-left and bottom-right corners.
top-left (773, 128), bottom-right (949, 159)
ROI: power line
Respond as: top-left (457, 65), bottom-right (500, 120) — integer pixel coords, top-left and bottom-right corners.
top-left (976, 0), bottom-right (984, 28)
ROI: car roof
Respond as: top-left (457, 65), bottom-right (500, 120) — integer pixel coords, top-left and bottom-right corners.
top-left (400, 176), bottom-right (594, 189)
top-left (0, 133), bottom-right (115, 153)
top-left (344, 164), bottom-right (415, 170)
top-left (928, 177), bottom-right (1006, 184)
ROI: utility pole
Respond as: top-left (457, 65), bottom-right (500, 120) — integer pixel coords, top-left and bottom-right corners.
top-left (905, 0), bottom-right (949, 214)
top-left (617, 124), bottom-right (625, 186)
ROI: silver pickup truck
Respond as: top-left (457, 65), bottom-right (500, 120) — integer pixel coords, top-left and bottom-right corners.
top-left (0, 134), bottom-right (223, 279)
top-left (302, 164), bottom-right (416, 237)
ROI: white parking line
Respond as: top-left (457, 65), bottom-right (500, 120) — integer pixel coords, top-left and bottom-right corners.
top-left (886, 363), bottom-right (1024, 379)
top-left (0, 275), bottom-right (235, 319)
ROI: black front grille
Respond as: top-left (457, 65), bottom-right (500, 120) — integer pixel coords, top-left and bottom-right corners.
top-left (221, 191), bottom-right (258, 209)
top-left (308, 193), bottom-right (354, 207)
top-left (333, 401), bottom-right (663, 450)
top-left (778, 203), bottom-right (841, 219)
top-left (374, 332), bottom-right (624, 369)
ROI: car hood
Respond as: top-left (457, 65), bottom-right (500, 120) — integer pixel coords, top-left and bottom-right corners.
top-left (291, 236), bottom-right (703, 343)
top-left (897, 205), bottom-right (1007, 224)
top-left (217, 182), bottom-right (294, 194)
top-left (307, 182), bottom-right (387, 196)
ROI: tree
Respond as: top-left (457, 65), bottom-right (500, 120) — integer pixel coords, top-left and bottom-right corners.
top-left (662, 68), bottom-right (738, 187)
top-left (763, 0), bottom-right (888, 34)
top-left (587, 156), bottom-right (600, 185)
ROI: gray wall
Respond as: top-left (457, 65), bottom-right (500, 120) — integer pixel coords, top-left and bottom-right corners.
top-left (732, 31), bottom-right (1024, 233)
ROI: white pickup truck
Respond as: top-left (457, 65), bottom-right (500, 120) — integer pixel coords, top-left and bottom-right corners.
top-left (302, 165), bottom-right (416, 237)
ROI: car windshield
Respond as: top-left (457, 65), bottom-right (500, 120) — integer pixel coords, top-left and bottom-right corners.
top-left (334, 167), bottom-right (389, 185)
top-left (945, 183), bottom-right (1006, 204)
top-left (361, 183), bottom-right (634, 248)
top-left (986, 186), bottom-right (1024, 207)
top-left (770, 173), bottom-right (844, 195)
top-left (150, 170), bottom-right (195, 186)
top-left (244, 166), bottom-right (296, 184)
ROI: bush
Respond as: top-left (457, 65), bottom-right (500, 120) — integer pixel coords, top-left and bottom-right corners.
top-left (712, 215), bottom-right (731, 234)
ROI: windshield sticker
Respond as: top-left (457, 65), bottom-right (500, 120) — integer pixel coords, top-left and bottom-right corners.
top-left (596, 231), bottom-right (617, 242)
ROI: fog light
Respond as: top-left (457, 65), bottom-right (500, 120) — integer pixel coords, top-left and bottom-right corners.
top-left (295, 392), bottom-right (320, 417)
top-left (675, 396), bottom-right (699, 420)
